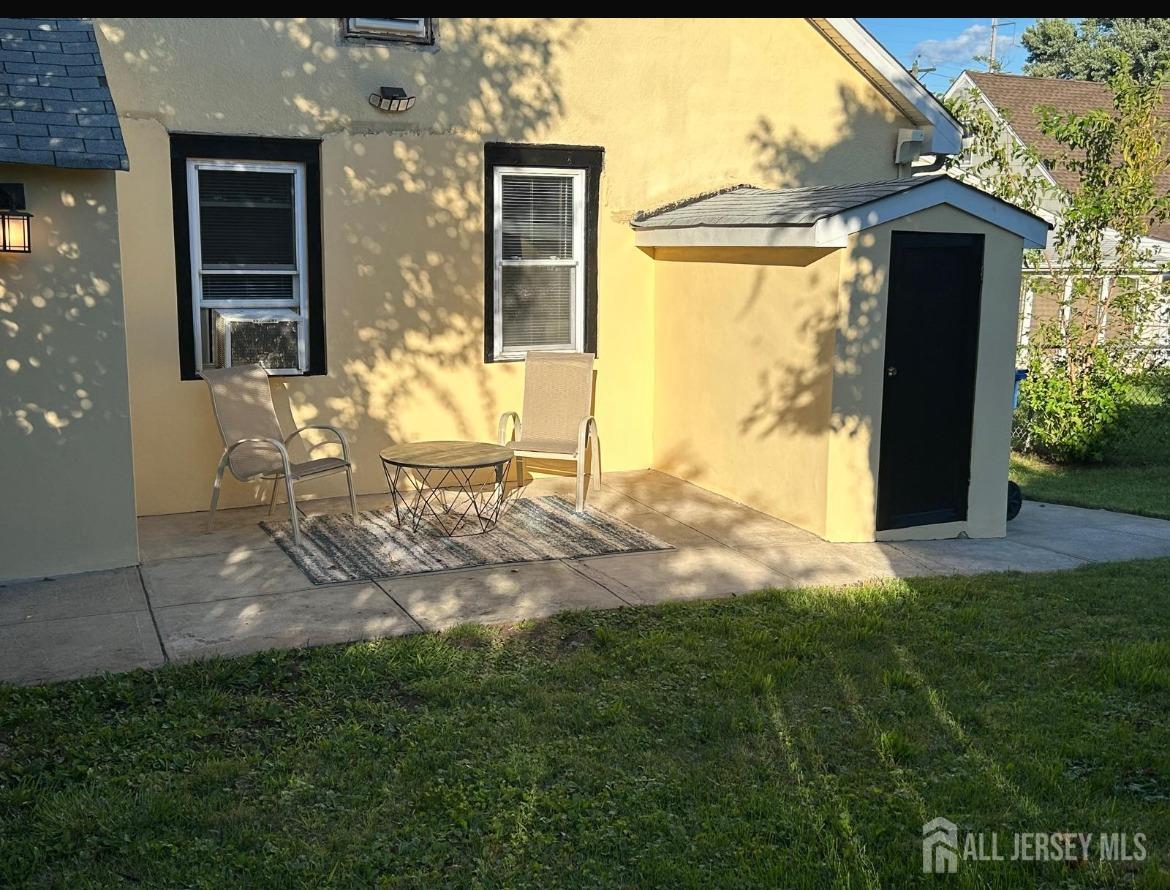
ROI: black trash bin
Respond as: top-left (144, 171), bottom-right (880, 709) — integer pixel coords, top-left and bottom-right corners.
top-left (1007, 369), bottom-right (1027, 521)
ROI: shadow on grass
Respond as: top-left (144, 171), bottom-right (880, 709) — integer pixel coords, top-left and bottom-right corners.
top-left (2, 559), bottom-right (1169, 886)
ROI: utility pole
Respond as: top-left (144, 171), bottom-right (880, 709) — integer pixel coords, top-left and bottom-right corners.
top-left (910, 58), bottom-right (936, 81)
top-left (990, 17), bottom-right (999, 69)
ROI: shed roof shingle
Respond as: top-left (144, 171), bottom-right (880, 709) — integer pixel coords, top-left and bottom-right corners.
top-left (632, 178), bottom-right (932, 229)
top-left (0, 18), bottom-right (127, 171)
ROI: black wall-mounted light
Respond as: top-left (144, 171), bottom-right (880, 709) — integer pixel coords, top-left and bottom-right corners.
top-left (0, 184), bottom-right (32, 254)
top-left (369, 85), bottom-right (416, 113)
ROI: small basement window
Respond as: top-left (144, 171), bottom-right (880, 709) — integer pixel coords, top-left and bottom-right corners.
top-left (342, 18), bottom-right (433, 44)
top-left (484, 144), bottom-right (602, 362)
top-left (171, 135), bottom-right (324, 380)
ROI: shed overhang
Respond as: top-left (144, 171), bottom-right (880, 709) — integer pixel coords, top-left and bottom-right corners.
top-left (633, 177), bottom-right (1050, 251)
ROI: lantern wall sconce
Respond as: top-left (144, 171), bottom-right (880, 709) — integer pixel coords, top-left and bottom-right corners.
top-left (369, 86), bottom-right (416, 113)
top-left (0, 183), bottom-right (32, 254)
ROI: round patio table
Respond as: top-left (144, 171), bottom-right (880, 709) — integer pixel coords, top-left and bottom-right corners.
top-left (380, 441), bottom-right (514, 536)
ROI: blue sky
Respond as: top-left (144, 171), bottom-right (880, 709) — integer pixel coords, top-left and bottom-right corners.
top-left (860, 18), bottom-right (1039, 89)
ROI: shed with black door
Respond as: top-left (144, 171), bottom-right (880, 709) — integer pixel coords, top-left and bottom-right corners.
top-left (633, 175), bottom-right (1048, 542)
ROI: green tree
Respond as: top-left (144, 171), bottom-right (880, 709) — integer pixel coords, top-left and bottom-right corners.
top-left (946, 65), bottom-right (1170, 461)
top-left (1022, 18), bottom-right (1170, 82)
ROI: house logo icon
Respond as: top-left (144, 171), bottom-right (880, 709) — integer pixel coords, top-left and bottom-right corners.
top-left (923, 817), bottom-right (959, 873)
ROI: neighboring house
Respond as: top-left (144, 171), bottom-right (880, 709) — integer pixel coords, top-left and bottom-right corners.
top-left (944, 70), bottom-right (1170, 354)
top-left (1, 18), bottom-right (1046, 581)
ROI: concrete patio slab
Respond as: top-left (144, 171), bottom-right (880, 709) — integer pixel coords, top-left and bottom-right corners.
top-left (138, 514), bottom-right (275, 562)
top-left (155, 582), bottom-right (416, 662)
top-left (0, 566), bottom-right (147, 625)
top-left (610, 510), bottom-right (725, 548)
top-left (577, 547), bottom-right (787, 604)
top-left (888, 537), bottom-right (1088, 575)
top-left (7, 471), bottom-right (1170, 688)
top-left (142, 547), bottom-right (314, 608)
top-left (137, 492), bottom-right (398, 561)
top-left (0, 611), bottom-right (164, 685)
top-left (381, 560), bottom-right (625, 631)
top-left (1005, 523), bottom-right (1170, 564)
top-left (1012, 501), bottom-right (1170, 540)
top-left (741, 541), bottom-right (941, 587)
top-left (602, 470), bottom-right (819, 548)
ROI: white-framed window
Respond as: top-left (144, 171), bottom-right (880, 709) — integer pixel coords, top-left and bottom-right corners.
top-left (185, 158), bottom-right (309, 375)
top-left (342, 18), bottom-right (433, 44)
top-left (491, 166), bottom-right (587, 361)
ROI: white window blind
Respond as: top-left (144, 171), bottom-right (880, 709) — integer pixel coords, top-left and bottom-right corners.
top-left (492, 167), bottom-right (585, 358)
top-left (186, 159), bottom-right (309, 373)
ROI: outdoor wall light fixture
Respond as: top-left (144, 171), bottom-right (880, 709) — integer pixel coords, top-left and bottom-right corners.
top-left (0, 184), bottom-right (32, 254)
top-left (369, 86), bottom-right (416, 113)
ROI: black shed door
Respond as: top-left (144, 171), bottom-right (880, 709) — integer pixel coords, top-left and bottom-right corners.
top-left (876, 231), bottom-right (984, 531)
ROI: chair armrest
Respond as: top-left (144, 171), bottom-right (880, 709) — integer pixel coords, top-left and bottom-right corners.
top-left (220, 437), bottom-right (293, 480)
top-left (285, 424), bottom-right (351, 461)
top-left (498, 411), bottom-right (522, 445)
top-left (577, 415), bottom-right (598, 456)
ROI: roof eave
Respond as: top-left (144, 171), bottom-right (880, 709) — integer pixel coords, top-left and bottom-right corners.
top-left (808, 18), bottom-right (964, 155)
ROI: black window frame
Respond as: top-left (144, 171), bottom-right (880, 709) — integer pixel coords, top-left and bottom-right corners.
top-left (171, 134), bottom-right (325, 381)
top-left (483, 142), bottom-right (603, 363)
top-left (340, 17), bottom-right (435, 46)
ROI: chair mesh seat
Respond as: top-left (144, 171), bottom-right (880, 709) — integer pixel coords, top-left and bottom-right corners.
top-left (289, 456), bottom-right (349, 480)
top-left (508, 437), bottom-right (579, 456)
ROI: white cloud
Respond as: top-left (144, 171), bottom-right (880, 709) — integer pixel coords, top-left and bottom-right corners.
top-left (912, 23), bottom-right (1016, 68)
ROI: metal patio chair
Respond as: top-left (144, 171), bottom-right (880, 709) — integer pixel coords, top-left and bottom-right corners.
top-left (201, 364), bottom-right (357, 547)
top-left (498, 351), bottom-right (600, 511)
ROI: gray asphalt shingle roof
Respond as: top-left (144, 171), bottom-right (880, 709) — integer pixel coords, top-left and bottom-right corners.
top-left (0, 18), bottom-right (128, 171)
top-left (632, 177), bottom-right (936, 229)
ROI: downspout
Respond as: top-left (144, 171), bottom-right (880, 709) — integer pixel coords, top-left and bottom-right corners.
top-left (910, 152), bottom-right (949, 175)
top-left (902, 132), bottom-right (970, 178)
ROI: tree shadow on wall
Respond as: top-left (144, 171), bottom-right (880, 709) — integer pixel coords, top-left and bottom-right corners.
top-left (98, 17), bottom-right (583, 502)
top-left (739, 84), bottom-right (899, 448)
top-left (322, 19), bottom-right (585, 461)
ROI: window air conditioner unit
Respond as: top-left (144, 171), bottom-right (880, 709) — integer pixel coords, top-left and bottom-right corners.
top-left (211, 309), bottom-right (303, 372)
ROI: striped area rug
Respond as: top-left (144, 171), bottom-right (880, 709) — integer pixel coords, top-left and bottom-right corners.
top-left (261, 496), bottom-right (671, 585)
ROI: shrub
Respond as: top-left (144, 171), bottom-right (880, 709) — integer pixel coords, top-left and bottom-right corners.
top-left (1013, 350), bottom-right (1127, 462)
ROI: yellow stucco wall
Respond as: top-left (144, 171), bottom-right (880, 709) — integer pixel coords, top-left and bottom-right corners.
top-left (94, 17), bottom-right (913, 515)
top-left (651, 247), bottom-right (842, 537)
top-left (0, 166), bottom-right (139, 580)
top-left (828, 205), bottom-right (1025, 542)
top-left (649, 205), bottom-right (1026, 544)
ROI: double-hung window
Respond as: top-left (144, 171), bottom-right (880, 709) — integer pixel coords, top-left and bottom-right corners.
top-left (171, 135), bottom-right (324, 380)
top-left (484, 144), bottom-right (602, 361)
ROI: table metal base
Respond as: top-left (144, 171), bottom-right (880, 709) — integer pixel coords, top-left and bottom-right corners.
top-left (382, 460), bottom-right (514, 536)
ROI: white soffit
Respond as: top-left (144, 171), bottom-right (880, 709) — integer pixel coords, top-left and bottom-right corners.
top-left (808, 18), bottom-right (964, 155)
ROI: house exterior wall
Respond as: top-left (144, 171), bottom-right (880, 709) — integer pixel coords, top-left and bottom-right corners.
top-left (0, 165), bottom-right (139, 580)
top-left (93, 17), bottom-right (914, 515)
top-left (827, 205), bottom-right (1025, 542)
top-left (650, 247), bottom-right (842, 536)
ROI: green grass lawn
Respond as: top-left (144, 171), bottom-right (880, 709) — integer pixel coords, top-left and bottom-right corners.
top-left (4, 561), bottom-right (1170, 887)
top-left (1011, 453), bottom-right (1170, 520)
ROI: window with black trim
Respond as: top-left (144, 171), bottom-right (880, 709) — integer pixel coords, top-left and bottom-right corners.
top-left (341, 18), bottom-right (433, 45)
top-left (483, 143), bottom-right (602, 362)
top-left (171, 135), bottom-right (325, 380)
